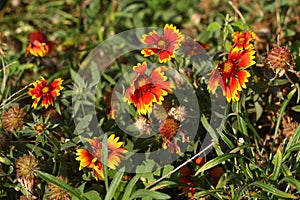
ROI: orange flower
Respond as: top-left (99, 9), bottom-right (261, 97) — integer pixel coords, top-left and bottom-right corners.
top-left (208, 31), bottom-right (256, 102)
top-left (76, 134), bottom-right (127, 181)
top-left (232, 31), bottom-right (256, 50)
top-left (141, 24), bottom-right (184, 63)
top-left (124, 62), bottom-right (174, 115)
top-left (195, 157), bottom-right (205, 166)
top-left (28, 77), bottom-right (63, 109)
top-left (26, 31), bottom-right (54, 57)
top-left (178, 166), bottom-right (196, 199)
top-left (208, 166), bottom-right (224, 185)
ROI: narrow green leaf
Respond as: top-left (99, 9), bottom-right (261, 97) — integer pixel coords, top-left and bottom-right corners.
top-left (252, 181), bottom-right (297, 199)
top-left (279, 176), bottom-right (300, 191)
top-left (102, 135), bottom-right (109, 192)
top-left (104, 167), bottom-right (125, 200)
top-left (286, 124), bottom-right (300, 150)
top-left (200, 114), bottom-right (218, 142)
top-left (271, 150), bottom-right (282, 180)
top-left (281, 163), bottom-right (292, 176)
top-left (283, 143), bottom-right (300, 161)
top-left (291, 105), bottom-right (300, 112)
top-left (36, 170), bottom-right (83, 199)
top-left (236, 101), bottom-right (249, 139)
top-left (129, 189), bottom-right (170, 200)
top-left (122, 174), bottom-right (141, 200)
top-left (102, 73), bottom-right (116, 85)
top-left (195, 153), bottom-right (239, 176)
top-left (272, 88), bottom-right (297, 156)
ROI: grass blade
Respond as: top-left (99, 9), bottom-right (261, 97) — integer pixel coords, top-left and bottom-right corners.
top-left (195, 153), bottom-right (240, 176)
top-left (104, 167), bottom-right (125, 200)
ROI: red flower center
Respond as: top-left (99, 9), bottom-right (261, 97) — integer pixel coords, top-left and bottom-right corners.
top-left (220, 60), bottom-right (236, 78)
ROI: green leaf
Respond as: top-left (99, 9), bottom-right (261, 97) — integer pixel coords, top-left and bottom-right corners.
top-left (279, 176), bottom-right (300, 191)
top-left (102, 73), bottom-right (116, 85)
top-left (0, 154), bottom-right (12, 165)
top-left (283, 142), bottom-right (300, 161)
top-left (281, 163), bottom-right (292, 176)
top-left (129, 189), bottom-right (171, 200)
top-left (122, 174), bottom-right (141, 200)
top-left (104, 167), bottom-right (125, 200)
top-left (272, 88), bottom-right (297, 156)
top-left (84, 190), bottom-right (102, 200)
top-left (195, 153), bottom-right (239, 176)
top-left (231, 21), bottom-right (249, 30)
top-left (291, 105), bottom-right (300, 112)
top-left (207, 22), bottom-right (221, 31)
top-left (36, 170), bottom-right (83, 199)
top-left (102, 134), bottom-right (109, 192)
top-left (271, 150), bottom-right (282, 180)
top-left (252, 181), bottom-right (297, 199)
top-left (286, 124), bottom-right (300, 150)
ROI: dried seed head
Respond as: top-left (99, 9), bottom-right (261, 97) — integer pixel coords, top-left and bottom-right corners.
top-left (159, 118), bottom-right (179, 140)
top-left (2, 106), bottom-right (26, 132)
top-left (48, 176), bottom-right (71, 200)
top-left (16, 155), bottom-right (39, 192)
top-left (134, 115), bottom-right (152, 135)
top-left (266, 46), bottom-right (295, 77)
top-left (168, 106), bottom-right (186, 122)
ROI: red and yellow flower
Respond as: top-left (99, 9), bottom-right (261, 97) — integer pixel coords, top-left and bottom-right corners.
top-left (124, 62), bottom-right (174, 115)
top-left (26, 31), bottom-right (55, 57)
top-left (76, 134), bottom-right (127, 181)
top-left (141, 24), bottom-right (184, 63)
top-left (232, 31), bottom-right (256, 50)
top-left (28, 77), bottom-right (63, 109)
top-left (208, 31), bottom-right (256, 102)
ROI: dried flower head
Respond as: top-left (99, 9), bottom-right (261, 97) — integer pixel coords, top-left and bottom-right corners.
top-left (2, 106), bottom-right (26, 132)
top-left (159, 118), bottom-right (179, 141)
top-left (48, 176), bottom-right (71, 200)
top-left (159, 118), bottom-right (181, 153)
top-left (168, 106), bottom-right (186, 122)
top-left (266, 46), bottom-right (295, 77)
top-left (16, 155), bottom-right (40, 192)
top-left (134, 115), bottom-right (152, 135)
